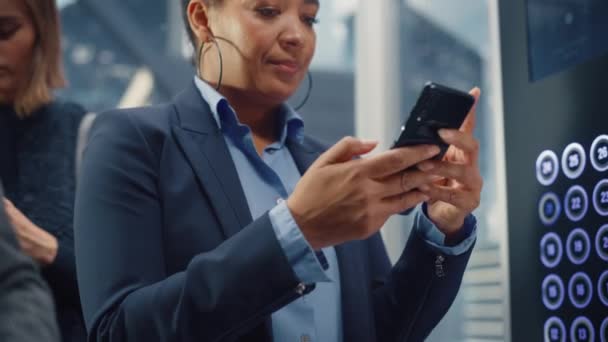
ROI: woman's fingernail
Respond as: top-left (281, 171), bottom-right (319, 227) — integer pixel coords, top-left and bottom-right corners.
top-left (418, 161), bottom-right (434, 172)
top-left (438, 129), bottom-right (453, 139)
top-left (438, 128), bottom-right (454, 139)
top-left (360, 139), bottom-right (378, 145)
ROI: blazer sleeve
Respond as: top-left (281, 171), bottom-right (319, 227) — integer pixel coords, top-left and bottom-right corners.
top-left (368, 227), bottom-right (475, 342)
top-left (0, 186), bottom-right (60, 342)
top-left (74, 111), bottom-right (307, 342)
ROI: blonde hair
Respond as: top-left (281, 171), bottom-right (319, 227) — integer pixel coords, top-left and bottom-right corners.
top-left (14, 0), bottom-right (66, 117)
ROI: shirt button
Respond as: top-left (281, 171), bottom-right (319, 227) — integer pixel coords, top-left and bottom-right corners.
top-left (276, 197), bottom-right (284, 205)
top-left (301, 334), bottom-right (311, 342)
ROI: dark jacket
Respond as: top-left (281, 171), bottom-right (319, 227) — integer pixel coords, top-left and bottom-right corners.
top-left (0, 182), bottom-right (60, 342)
top-left (75, 83), bottom-right (474, 342)
top-left (0, 101), bottom-right (87, 342)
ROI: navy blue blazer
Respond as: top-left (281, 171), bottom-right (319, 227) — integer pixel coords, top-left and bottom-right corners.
top-left (74, 83), bottom-right (474, 342)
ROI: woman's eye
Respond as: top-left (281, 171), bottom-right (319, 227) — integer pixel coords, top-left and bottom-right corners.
top-left (303, 16), bottom-right (319, 26)
top-left (256, 7), bottom-right (280, 18)
top-left (0, 21), bottom-right (20, 40)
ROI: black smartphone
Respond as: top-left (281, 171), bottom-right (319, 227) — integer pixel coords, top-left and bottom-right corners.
top-left (392, 82), bottom-right (475, 159)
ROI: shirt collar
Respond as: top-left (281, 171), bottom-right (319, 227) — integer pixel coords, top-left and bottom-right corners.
top-left (193, 76), bottom-right (304, 146)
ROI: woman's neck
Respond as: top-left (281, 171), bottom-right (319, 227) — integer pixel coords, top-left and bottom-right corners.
top-left (221, 88), bottom-right (281, 139)
top-left (220, 87), bottom-right (284, 155)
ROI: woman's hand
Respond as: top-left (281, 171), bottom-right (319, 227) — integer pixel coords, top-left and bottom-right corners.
top-left (3, 198), bottom-right (58, 265)
top-left (417, 88), bottom-right (483, 238)
top-left (287, 137), bottom-right (441, 250)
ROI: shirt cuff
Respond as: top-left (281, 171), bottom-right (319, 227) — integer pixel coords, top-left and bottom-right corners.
top-left (414, 204), bottom-right (477, 256)
top-left (269, 201), bottom-right (331, 284)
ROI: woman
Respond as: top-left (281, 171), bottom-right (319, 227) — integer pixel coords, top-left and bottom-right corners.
top-left (75, 0), bottom-right (483, 341)
top-left (0, 1), bottom-right (87, 341)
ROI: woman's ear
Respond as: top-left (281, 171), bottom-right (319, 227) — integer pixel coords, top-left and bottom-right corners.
top-left (187, 0), bottom-right (213, 44)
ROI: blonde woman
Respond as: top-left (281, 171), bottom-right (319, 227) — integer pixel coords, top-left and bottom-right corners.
top-left (1, 0), bottom-right (86, 341)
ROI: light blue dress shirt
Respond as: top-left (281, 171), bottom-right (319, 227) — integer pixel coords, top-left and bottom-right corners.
top-left (194, 77), bottom-right (476, 342)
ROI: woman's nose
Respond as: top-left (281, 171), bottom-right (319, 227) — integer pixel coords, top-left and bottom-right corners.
top-left (278, 20), bottom-right (305, 50)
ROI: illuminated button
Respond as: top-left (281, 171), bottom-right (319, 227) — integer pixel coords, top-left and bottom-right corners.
top-left (599, 270), bottom-right (608, 307)
top-left (591, 135), bottom-right (608, 172)
top-left (543, 274), bottom-right (565, 311)
top-left (568, 272), bottom-right (593, 309)
top-left (537, 150), bottom-right (560, 186)
top-left (539, 193), bottom-right (561, 226)
top-left (564, 185), bottom-right (588, 222)
top-left (544, 317), bottom-right (566, 342)
top-left (600, 317), bottom-right (607, 342)
top-left (540, 232), bottom-right (563, 268)
top-left (562, 143), bottom-right (586, 179)
top-left (570, 316), bottom-right (594, 342)
top-left (566, 228), bottom-right (591, 265)
top-left (596, 224), bottom-right (608, 262)
top-left (593, 179), bottom-right (608, 216)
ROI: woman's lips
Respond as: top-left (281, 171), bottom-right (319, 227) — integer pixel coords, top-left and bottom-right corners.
top-left (269, 60), bottom-right (300, 74)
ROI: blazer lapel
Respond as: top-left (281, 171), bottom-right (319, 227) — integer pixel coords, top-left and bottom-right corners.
top-left (171, 83), bottom-right (252, 239)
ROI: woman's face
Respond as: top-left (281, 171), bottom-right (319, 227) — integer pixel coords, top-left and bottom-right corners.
top-left (203, 0), bottom-right (319, 104)
top-left (0, 0), bottom-right (35, 104)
